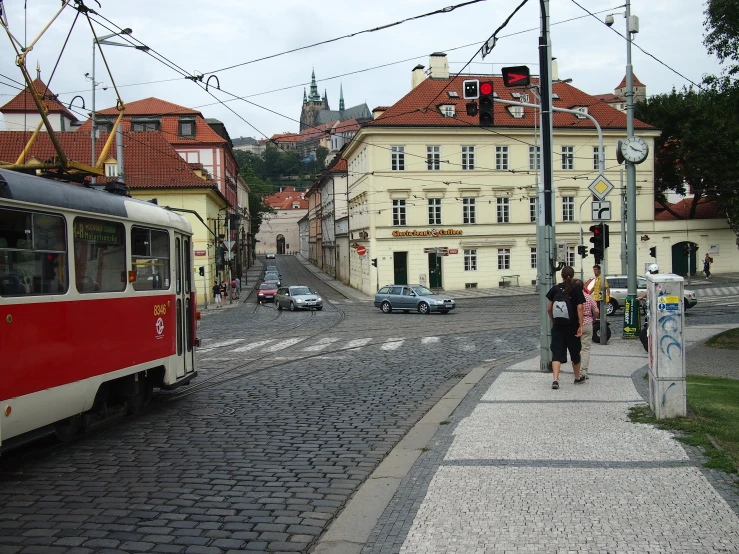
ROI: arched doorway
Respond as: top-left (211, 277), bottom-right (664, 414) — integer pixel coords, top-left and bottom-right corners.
top-left (671, 241), bottom-right (697, 276)
top-left (276, 234), bottom-right (286, 255)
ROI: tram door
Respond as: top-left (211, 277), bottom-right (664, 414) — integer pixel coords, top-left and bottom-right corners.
top-left (175, 234), bottom-right (196, 379)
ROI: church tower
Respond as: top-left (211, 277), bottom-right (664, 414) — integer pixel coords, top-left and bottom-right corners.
top-left (339, 83), bottom-right (345, 112)
top-left (300, 68), bottom-right (328, 131)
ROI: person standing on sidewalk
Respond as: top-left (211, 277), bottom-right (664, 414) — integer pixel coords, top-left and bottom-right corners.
top-left (703, 253), bottom-right (712, 279)
top-left (235, 276), bottom-right (241, 296)
top-left (212, 281), bottom-right (222, 308)
top-left (591, 264), bottom-right (610, 305)
top-left (546, 266), bottom-right (585, 389)
top-left (574, 279), bottom-right (599, 380)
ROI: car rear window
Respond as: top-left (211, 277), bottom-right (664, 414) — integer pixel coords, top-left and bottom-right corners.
top-left (259, 283), bottom-right (276, 290)
top-left (378, 286), bottom-right (391, 294)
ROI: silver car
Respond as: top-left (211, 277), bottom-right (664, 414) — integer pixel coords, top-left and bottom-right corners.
top-left (586, 274), bottom-right (697, 315)
top-left (374, 284), bottom-right (455, 314)
top-left (276, 285), bottom-right (323, 311)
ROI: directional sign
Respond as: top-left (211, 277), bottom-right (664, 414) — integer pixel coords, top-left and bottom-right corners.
top-left (356, 246), bottom-right (367, 256)
top-left (424, 248), bottom-right (437, 254)
top-left (592, 201), bottom-right (612, 221)
top-left (502, 65), bottom-right (531, 87)
top-left (588, 175), bottom-right (614, 200)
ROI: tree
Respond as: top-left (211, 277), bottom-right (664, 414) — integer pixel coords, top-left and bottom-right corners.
top-left (704, 0), bottom-right (739, 76)
top-left (237, 164), bottom-right (275, 240)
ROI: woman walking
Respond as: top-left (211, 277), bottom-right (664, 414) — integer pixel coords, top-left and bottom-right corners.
top-left (574, 279), bottom-right (599, 380)
top-left (546, 266), bottom-right (585, 389)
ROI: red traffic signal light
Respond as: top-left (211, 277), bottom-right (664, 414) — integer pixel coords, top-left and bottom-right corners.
top-left (480, 81), bottom-right (493, 96)
top-left (479, 81), bottom-right (494, 127)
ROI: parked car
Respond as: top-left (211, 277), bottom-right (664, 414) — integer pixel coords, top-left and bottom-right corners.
top-left (263, 272), bottom-right (281, 287)
top-left (276, 286), bottom-right (323, 311)
top-left (585, 274), bottom-right (697, 315)
top-left (257, 282), bottom-right (279, 303)
top-left (266, 252), bottom-right (276, 259)
top-left (374, 284), bottom-right (455, 314)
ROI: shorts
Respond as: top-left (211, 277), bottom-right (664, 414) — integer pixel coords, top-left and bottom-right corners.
top-left (551, 325), bottom-right (582, 364)
top-left (214, 293), bottom-right (222, 302)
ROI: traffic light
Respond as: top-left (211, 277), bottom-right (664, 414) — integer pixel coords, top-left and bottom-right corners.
top-left (578, 245), bottom-right (588, 258)
top-left (199, 266), bottom-right (205, 276)
top-left (479, 81), bottom-right (494, 127)
top-left (589, 224), bottom-right (604, 264)
top-left (371, 258), bottom-right (378, 267)
top-left (649, 247), bottom-right (656, 258)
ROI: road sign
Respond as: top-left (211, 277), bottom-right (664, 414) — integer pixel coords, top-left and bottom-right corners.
top-left (223, 240), bottom-right (235, 251)
top-left (502, 65), bottom-right (531, 87)
top-left (592, 201), bottom-right (612, 221)
top-left (588, 175), bottom-right (614, 200)
top-left (424, 248), bottom-right (437, 253)
top-left (356, 246), bottom-right (367, 256)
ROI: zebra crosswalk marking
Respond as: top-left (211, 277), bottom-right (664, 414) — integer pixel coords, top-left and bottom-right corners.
top-left (455, 336), bottom-right (476, 352)
top-left (231, 339), bottom-right (275, 353)
top-left (303, 338), bottom-right (340, 351)
top-left (343, 338), bottom-right (373, 349)
top-left (382, 338), bottom-right (404, 351)
top-left (263, 338), bottom-right (303, 352)
top-left (422, 337), bottom-right (440, 344)
top-left (199, 339), bottom-right (244, 352)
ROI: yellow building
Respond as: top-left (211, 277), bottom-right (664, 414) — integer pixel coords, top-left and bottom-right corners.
top-left (343, 53), bottom-right (663, 295)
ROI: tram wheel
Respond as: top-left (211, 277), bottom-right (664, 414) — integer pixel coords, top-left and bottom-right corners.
top-left (54, 414), bottom-right (81, 442)
top-left (127, 378), bottom-right (154, 414)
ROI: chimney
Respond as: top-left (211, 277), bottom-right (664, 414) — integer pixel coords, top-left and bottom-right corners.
top-left (551, 58), bottom-right (559, 82)
top-left (372, 107), bottom-right (386, 119)
top-left (411, 64), bottom-right (426, 89)
top-left (428, 52), bottom-right (449, 79)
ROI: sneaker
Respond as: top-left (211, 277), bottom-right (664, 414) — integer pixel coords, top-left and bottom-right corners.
top-left (574, 376), bottom-right (586, 384)
top-left (551, 380), bottom-right (559, 389)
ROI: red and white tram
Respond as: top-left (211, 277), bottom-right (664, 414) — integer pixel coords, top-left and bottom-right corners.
top-left (0, 168), bottom-right (198, 450)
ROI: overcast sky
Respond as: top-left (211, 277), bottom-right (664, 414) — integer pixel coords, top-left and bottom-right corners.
top-left (0, 0), bottom-right (723, 139)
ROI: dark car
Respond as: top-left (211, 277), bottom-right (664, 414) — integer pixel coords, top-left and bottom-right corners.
top-left (257, 282), bottom-right (279, 303)
top-left (374, 284), bottom-right (455, 314)
top-left (263, 271), bottom-right (281, 287)
top-left (275, 285), bottom-right (323, 311)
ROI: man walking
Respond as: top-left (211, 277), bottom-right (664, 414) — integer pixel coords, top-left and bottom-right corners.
top-left (212, 281), bottom-right (222, 308)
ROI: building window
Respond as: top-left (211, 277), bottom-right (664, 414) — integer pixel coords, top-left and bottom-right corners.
top-left (105, 163), bottom-right (118, 177)
top-left (179, 119), bottom-right (195, 137)
top-left (530, 247), bottom-right (537, 269)
top-left (561, 146), bottom-right (574, 170)
top-left (593, 146), bottom-right (605, 171)
top-left (562, 196), bottom-right (575, 222)
top-left (132, 121), bottom-right (159, 132)
top-left (462, 146), bottom-right (475, 170)
top-left (464, 249), bottom-right (477, 271)
top-left (441, 105), bottom-right (455, 117)
top-left (529, 146), bottom-right (540, 170)
top-left (497, 248), bottom-right (511, 270)
top-left (496, 146), bottom-right (509, 170)
top-left (497, 197), bottom-right (509, 223)
top-left (463, 197), bottom-right (476, 224)
top-left (567, 246), bottom-right (575, 267)
top-left (393, 199), bottom-right (406, 226)
top-left (426, 146), bottom-right (440, 171)
top-left (428, 198), bottom-right (442, 225)
top-left (529, 197), bottom-right (537, 222)
top-left (391, 146), bottom-right (405, 171)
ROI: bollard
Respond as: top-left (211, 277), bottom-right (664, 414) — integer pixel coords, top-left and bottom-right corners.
top-left (646, 273), bottom-right (686, 419)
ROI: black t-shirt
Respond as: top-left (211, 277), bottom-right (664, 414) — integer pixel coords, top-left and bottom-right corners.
top-left (213, 284), bottom-right (221, 296)
top-left (546, 284), bottom-right (585, 326)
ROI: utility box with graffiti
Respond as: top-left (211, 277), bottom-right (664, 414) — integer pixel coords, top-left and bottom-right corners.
top-left (646, 273), bottom-right (686, 419)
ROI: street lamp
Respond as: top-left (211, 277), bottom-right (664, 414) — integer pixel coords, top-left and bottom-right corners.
top-left (89, 28), bottom-right (149, 183)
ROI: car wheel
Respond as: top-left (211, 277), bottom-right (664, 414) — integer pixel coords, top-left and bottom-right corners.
top-left (277, 302), bottom-right (282, 310)
top-left (290, 301), bottom-right (297, 312)
top-left (440, 310), bottom-right (449, 314)
top-left (684, 299), bottom-right (689, 311)
top-left (418, 302), bottom-right (430, 315)
top-left (381, 301), bottom-right (392, 314)
top-left (606, 299), bottom-right (618, 316)
top-left (316, 306), bottom-right (323, 311)
top-left (592, 321), bottom-right (612, 344)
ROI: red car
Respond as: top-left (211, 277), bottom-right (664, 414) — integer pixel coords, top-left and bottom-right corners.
top-left (257, 282), bottom-right (279, 303)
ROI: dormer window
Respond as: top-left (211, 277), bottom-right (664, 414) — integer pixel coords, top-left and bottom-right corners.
top-left (507, 105), bottom-right (524, 119)
top-left (440, 105), bottom-right (455, 118)
top-left (292, 201), bottom-right (301, 209)
top-left (574, 106), bottom-right (588, 119)
top-left (104, 160), bottom-right (118, 177)
top-left (179, 117), bottom-right (196, 137)
top-left (132, 119), bottom-right (159, 132)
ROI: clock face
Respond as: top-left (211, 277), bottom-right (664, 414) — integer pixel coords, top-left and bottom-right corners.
top-left (621, 136), bottom-right (649, 164)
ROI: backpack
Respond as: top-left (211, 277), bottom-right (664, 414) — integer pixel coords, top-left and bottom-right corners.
top-left (552, 286), bottom-right (573, 326)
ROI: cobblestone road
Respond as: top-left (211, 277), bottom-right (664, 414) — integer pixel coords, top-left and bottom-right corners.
top-left (0, 256), bottom-right (540, 554)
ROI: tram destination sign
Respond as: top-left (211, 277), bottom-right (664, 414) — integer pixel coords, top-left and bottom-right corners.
top-left (73, 219), bottom-right (123, 245)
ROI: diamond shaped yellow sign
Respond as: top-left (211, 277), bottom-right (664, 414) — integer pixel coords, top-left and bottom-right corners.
top-left (588, 175), bottom-right (614, 200)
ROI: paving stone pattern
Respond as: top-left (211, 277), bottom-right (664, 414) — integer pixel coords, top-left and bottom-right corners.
top-left (0, 256), bottom-right (539, 554)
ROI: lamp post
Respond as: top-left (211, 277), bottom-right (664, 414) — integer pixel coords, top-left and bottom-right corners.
top-left (89, 28), bottom-right (149, 184)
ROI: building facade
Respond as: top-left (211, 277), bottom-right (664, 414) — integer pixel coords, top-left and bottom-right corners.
top-left (255, 187), bottom-right (307, 255)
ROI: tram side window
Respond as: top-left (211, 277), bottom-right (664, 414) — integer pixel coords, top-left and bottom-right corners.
top-left (73, 217), bottom-right (126, 293)
top-left (131, 227), bottom-right (170, 291)
top-left (0, 208), bottom-right (68, 296)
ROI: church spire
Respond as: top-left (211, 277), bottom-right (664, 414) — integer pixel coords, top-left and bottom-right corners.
top-left (323, 88), bottom-right (329, 110)
top-left (303, 87), bottom-right (307, 104)
top-left (308, 67), bottom-right (321, 102)
top-left (339, 83), bottom-right (345, 112)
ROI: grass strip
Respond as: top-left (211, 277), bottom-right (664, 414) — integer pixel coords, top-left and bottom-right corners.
top-left (704, 328), bottom-right (739, 349)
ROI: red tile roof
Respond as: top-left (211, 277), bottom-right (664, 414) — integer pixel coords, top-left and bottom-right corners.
top-left (617, 74), bottom-right (645, 89)
top-left (0, 78), bottom-right (78, 121)
top-left (329, 158), bottom-right (347, 172)
top-left (0, 131), bottom-right (220, 190)
top-left (96, 97), bottom-right (201, 116)
top-left (655, 198), bottom-right (722, 220)
top-left (269, 133), bottom-right (301, 143)
top-left (593, 93), bottom-right (623, 103)
top-left (332, 119), bottom-right (360, 133)
top-left (372, 106), bottom-right (391, 112)
top-left (264, 186), bottom-right (307, 209)
top-left (78, 113), bottom-right (225, 146)
top-left (368, 76), bottom-right (653, 130)
top-left (276, 197), bottom-right (309, 210)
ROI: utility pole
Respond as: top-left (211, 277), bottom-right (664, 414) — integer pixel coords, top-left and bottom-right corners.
top-left (537, 0), bottom-right (555, 372)
top-left (620, 169), bottom-right (627, 274)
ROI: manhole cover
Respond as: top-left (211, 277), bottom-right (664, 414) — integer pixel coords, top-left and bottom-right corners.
top-left (190, 406), bottom-right (235, 418)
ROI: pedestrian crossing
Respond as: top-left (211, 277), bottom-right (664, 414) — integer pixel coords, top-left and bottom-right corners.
top-left (198, 334), bottom-right (494, 358)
